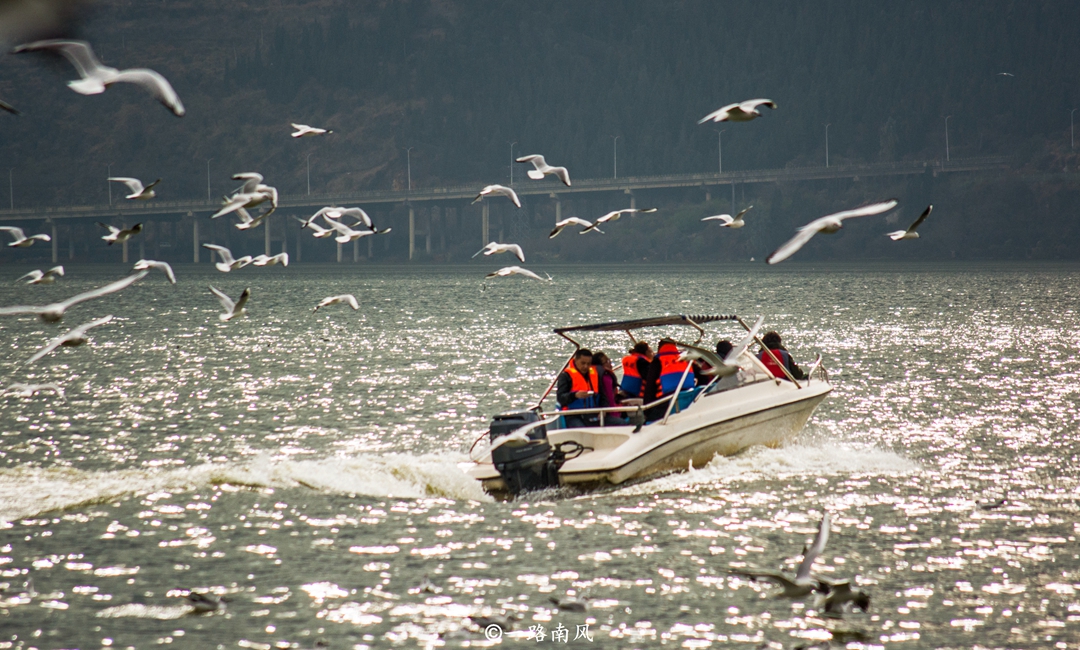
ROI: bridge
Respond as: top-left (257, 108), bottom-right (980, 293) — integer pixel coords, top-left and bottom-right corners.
top-left (0, 156), bottom-right (1012, 264)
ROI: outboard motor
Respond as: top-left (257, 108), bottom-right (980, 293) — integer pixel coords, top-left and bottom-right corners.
top-left (489, 410), bottom-right (560, 495)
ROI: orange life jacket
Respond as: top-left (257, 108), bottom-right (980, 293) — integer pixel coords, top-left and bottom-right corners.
top-left (563, 365), bottom-right (599, 410)
top-left (620, 352), bottom-right (646, 397)
top-left (657, 343), bottom-right (696, 395)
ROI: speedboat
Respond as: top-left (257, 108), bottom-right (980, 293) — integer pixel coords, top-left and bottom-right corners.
top-left (464, 315), bottom-right (832, 498)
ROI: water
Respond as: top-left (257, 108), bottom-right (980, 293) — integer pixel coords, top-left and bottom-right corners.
top-left (1, 262), bottom-right (1078, 649)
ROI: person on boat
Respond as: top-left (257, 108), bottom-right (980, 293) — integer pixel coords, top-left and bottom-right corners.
top-left (591, 351), bottom-right (628, 426)
top-left (643, 338), bottom-right (697, 420)
top-left (758, 331), bottom-right (805, 380)
top-left (619, 341), bottom-right (653, 399)
top-left (696, 339), bottom-right (733, 377)
top-left (557, 348), bottom-right (601, 428)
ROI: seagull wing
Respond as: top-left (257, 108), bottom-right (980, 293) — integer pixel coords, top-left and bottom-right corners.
top-left (795, 512), bottom-right (831, 582)
top-left (515, 154), bottom-right (544, 168)
top-left (907, 204), bottom-right (933, 233)
top-left (17, 270), bottom-right (43, 283)
top-left (727, 568), bottom-right (798, 590)
top-left (211, 195), bottom-right (251, 219)
top-left (108, 177), bottom-right (144, 194)
top-left (725, 315), bottom-right (765, 364)
top-left (554, 166), bottom-right (571, 186)
top-left (702, 214), bottom-right (734, 224)
top-left (766, 223), bottom-right (825, 265)
top-left (342, 294), bottom-right (359, 309)
top-left (698, 102), bottom-right (739, 124)
top-left (735, 205), bottom-right (754, 220)
top-left (208, 285), bottom-right (234, 312)
top-left (741, 98), bottom-right (777, 112)
top-left (506, 244), bottom-right (525, 263)
top-left (157, 261), bottom-right (176, 284)
top-left (201, 244), bottom-right (236, 265)
top-left (232, 288), bottom-right (251, 314)
top-left (0, 98), bottom-right (18, 115)
top-left (826, 199), bottom-right (900, 224)
top-left (26, 330), bottom-right (75, 364)
top-left (56, 271), bottom-right (146, 311)
top-left (0, 226), bottom-right (26, 240)
top-left (15, 39), bottom-right (106, 80)
top-left (0, 305), bottom-right (43, 317)
top-left (679, 343), bottom-right (726, 371)
top-left (96, 221), bottom-right (120, 236)
top-left (513, 267), bottom-right (546, 281)
top-left (110, 68), bottom-right (184, 115)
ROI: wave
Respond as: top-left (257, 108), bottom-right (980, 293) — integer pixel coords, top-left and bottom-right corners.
top-left (0, 452), bottom-right (492, 522)
top-left (609, 441), bottom-right (919, 497)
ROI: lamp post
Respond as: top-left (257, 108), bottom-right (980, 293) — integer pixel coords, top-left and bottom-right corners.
top-left (206, 158), bottom-right (213, 202)
top-left (306, 153), bottom-right (314, 195)
top-left (714, 129), bottom-right (725, 173)
top-left (1071, 109), bottom-right (1077, 150)
top-left (944, 116), bottom-right (952, 162)
top-left (610, 135), bottom-right (620, 179)
top-left (509, 141), bottom-right (517, 185)
top-left (404, 147), bottom-right (414, 192)
top-left (824, 124), bottom-right (830, 168)
top-left (107, 163), bottom-right (113, 205)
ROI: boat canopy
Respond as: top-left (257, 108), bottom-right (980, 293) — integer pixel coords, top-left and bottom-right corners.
top-left (553, 314), bottom-right (738, 335)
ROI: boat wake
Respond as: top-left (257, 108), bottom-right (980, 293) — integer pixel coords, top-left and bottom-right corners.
top-left (0, 452), bottom-right (492, 523)
top-left (610, 440), bottom-right (919, 497)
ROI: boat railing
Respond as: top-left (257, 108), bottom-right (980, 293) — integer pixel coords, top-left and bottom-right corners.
top-left (805, 354), bottom-right (829, 384)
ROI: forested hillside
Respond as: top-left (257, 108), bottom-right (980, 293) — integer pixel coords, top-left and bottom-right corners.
top-left (2, 1), bottom-right (1080, 260)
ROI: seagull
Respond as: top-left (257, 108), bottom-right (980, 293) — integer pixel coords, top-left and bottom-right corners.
top-left (818, 579), bottom-right (870, 617)
top-left (766, 199), bottom-right (899, 264)
top-left (581, 207), bottom-right (658, 233)
top-left (886, 204), bottom-right (932, 241)
top-left (0, 271), bottom-right (146, 322)
top-left (184, 592), bottom-right (225, 614)
top-left (107, 177), bottom-right (160, 200)
top-left (202, 244), bottom-right (253, 273)
top-left (0, 99), bottom-right (18, 115)
top-left (549, 595), bottom-right (589, 612)
top-left (251, 253), bottom-right (289, 267)
top-left (97, 222), bottom-right (143, 245)
top-left (472, 242), bottom-right (525, 263)
top-left (549, 217), bottom-right (601, 239)
top-left (294, 217), bottom-right (335, 238)
top-left (2, 383), bottom-right (65, 400)
top-left (485, 266), bottom-right (550, 282)
top-left (290, 123), bottom-right (332, 138)
top-left (132, 259), bottom-right (176, 284)
top-left (212, 173), bottom-right (278, 219)
top-left (516, 154), bottom-right (571, 186)
top-left (322, 207), bottom-right (374, 229)
top-left (702, 205), bottom-right (753, 228)
top-left (698, 99), bottom-right (777, 124)
top-left (17, 266), bottom-right (64, 284)
top-left (473, 184), bottom-right (522, 208)
top-left (681, 316), bottom-right (764, 377)
top-left (26, 314), bottom-right (113, 364)
top-left (13, 39), bottom-right (185, 116)
top-left (231, 205), bottom-right (272, 231)
top-left (324, 219), bottom-right (390, 243)
top-left (0, 226), bottom-right (50, 248)
top-left (209, 286), bottom-right (250, 322)
top-left (313, 294), bottom-right (359, 313)
top-left (728, 512), bottom-right (831, 598)
top-left (997, 72), bottom-right (1014, 77)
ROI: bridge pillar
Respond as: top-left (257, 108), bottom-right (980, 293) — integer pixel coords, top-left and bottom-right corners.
top-left (368, 235), bottom-right (373, 259)
top-left (624, 189), bottom-right (635, 209)
top-left (121, 224), bottom-right (129, 263)
top-left (193, 219), bottom-right (199, 263)
top-left (425, 208), bottom-right (432, 254)
top-left (295, 221), bottom-right (302, 263)
top-left (264, 214), bottom-right (271, 256)
top-left (337, 241), bottom-right (343, 263)
top-left (50, 221), bottom-right (57, 264)
top-left (68, 226), bottom-right (74, 260)
top-left (704, 187), bottom-right (711, 202)
top-left (550, 194), bottom-right (561, 224)
top-left (138, 231), bottom-right (145, 260)
top-left (481, 202), bottom-right (489, 245)
top-left (409, 204), bottom-right (416, 260)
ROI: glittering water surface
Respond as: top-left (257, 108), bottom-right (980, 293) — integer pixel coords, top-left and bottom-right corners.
top-left (1, 263), bottom-right (1078, 649)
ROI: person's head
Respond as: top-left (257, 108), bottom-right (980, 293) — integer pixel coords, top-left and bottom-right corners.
top-left (658, 338), bottom-right (677, 351)
top-left (633, 341), bottom-right (653, 359)
top-left (573, 348), bottom-right (593, 372)
top-left (762, 331), bottom-right (782, 349)
top-left (715, 339), bottom-right (733, 358)
top-left (591, 351), bottom-right (613, 371)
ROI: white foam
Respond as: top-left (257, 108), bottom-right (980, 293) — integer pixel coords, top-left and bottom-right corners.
top-left (612, 442), bottom-right (919, 496)
top-left (0, 452), bottom-right (491, 523)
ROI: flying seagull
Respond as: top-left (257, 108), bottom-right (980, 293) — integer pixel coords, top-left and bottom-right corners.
top-left (473, 184), bottom-right (522, 208)
top-left (322, 207), bottom-right (374, 229)
top-left (819, 579), bottom-right (870, 617)
top-left (0, 226), bottom-right (50, 248)
top-left (26, 314), bottom-right (114, 364)
top-left (107, 177), bottom-right (159, 200)
top-left (1, 383), bottom-right (65, 400)
top-left (13, 39), bottom-right (185, 116)
top-left (17, 266), bottom-right (64, 284)
top-left (702, 205), bottom-right (754, 228)
top-left (766, 199), bottom-right (899, 264)
top-left (290, 123), bottom-right (332, 138)
top-left (313, 294), bottom-right (359, 313)
top-left (251, 253), bottom-right (289, 267)
top-left (473, 242), bottom-right (525, 263)
top-left (232, 205), bottom-right (271, 231)
top-left (184, 592), bottom-right (225, 614)
top-left (97, 222), bottom-right (143, 245)
top-left (294, 217), bottom-right (335, 238)
top-left (485, 266), bottom-right (550, 282)
top-left (680, 316), bottom-right (764, 377)
top-left (324, 219), bottom-right (390, 243)
top-left (997, 72), bottom-right (1014, 77)
top-left (212, 173), bottom-right (278, 219)
top-left (132, 259), bottom-right (176, 284)
top-left (887, 204), bottom-right (933, 241)
top-left (0, 271), bottom-right (147, 322)
top-left (549, 217), bottom-right (601, 239)
top-left (515, 154), bottom-right (571, 187)
top-left (699, 99), bottom-right (777, 124)
top-left (202, 244), bottom-right (252, 273)
top-left (581, 208), bottom-right (658, 233)
top-left (727, 512), bottom-right (832, 598)
top-left (0, 99), bottom-right (18, 115)
top-left (209, 286), bottom-right (250, 322)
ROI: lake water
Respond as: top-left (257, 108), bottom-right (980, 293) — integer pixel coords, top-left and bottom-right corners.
top-left (1, 262), bottom-right (1078, 649)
